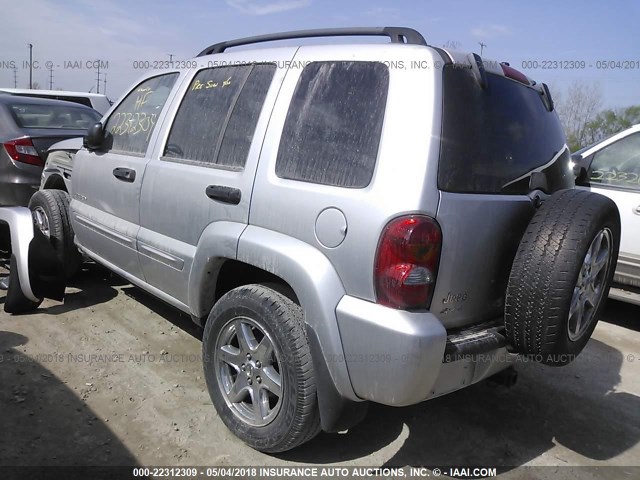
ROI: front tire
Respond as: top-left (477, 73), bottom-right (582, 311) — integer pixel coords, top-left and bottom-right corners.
top-left (202, 284), bottom-right (321, 452)
top-left (505, 189), bottom-right (620, 365)
top-left (29, 190), bottom-right (82, 279)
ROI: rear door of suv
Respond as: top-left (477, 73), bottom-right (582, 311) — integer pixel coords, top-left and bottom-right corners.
top-left (71, 73), bottom-right (181, 279)
top-left (136, 49), bottom-right (295, 306)
top-left (431, 64), bottom-right (574, 329)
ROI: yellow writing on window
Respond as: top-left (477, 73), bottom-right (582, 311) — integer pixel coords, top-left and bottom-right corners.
top-left (191, 77), bottom-right (232, 91)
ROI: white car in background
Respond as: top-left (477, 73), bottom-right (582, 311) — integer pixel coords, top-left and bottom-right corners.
top-left (0, 88), bottom-right (112, 115)
top-left (573, 124), bottom-right (640, 306)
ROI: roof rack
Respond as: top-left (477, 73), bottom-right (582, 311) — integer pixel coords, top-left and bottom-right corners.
top-left (197, 27), bottom-right (427, 56)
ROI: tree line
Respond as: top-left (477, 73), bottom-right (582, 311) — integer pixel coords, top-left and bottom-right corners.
top-left (554, 81), bottom-right (639, 152)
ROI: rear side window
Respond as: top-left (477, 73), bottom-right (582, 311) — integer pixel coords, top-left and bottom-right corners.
top-left (589, 133), bottom-right (640, 191)
top-left (164, 64), bottom-right (276, 169)
top-left (276, 61), bottom-right (389, 188)
top-left (439, 67), bottom-right (571, 194)
top-left (105, 73), bottom-right (178, 155)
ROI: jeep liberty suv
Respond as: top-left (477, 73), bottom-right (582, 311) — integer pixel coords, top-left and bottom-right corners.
top-left (0, 27), bottom-right (620, 452)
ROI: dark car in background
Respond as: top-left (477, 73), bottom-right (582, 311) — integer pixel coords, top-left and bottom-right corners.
top-left (0, 95), bottom-right (101, 206)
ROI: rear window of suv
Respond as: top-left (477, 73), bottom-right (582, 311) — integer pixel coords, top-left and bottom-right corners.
top-left (438, 66), bottom-right (570, 194)
top-left (275, 61), bottom-right (389, 188)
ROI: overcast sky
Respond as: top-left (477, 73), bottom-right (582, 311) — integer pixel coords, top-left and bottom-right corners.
top-left (1, 0), bottom-right (639, 109)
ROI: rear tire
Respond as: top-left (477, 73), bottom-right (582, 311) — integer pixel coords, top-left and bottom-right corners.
top-left (505, 189), bottom-right (620, 366)
top-left (29, 190), bottom-right (82, 279)
top-left (202, 284), bottom-right (321, 452)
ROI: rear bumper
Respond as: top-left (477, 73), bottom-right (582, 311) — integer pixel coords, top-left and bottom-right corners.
top-left (0, 207), bottom-right (38, 301)
top-left (336, 295), bottom-right (513, 406)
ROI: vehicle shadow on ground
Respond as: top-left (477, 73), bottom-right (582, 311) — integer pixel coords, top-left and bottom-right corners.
top-left (121, 286), bottom-right (203, 340)
top-left (0, 263), bottom-right (121, 317)
top-left (0, 330), bottom-right (139, 468)
top-left (281, 337), bottom-right (640, 467)
top-left (601, 298), bottom-right (640, 332)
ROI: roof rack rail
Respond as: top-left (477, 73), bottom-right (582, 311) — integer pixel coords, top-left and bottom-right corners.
top-left (197, 27), bottom-right (427, 56)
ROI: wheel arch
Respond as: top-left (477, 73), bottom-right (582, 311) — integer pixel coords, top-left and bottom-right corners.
top-left (42, 174), bottom-right (68, 192)
top-left (188, 223), bottom-right (365, 431)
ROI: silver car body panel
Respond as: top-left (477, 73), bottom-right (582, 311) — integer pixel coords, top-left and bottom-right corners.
top-left (237, 224), bottom-right (358, 401)
top-left (137, 48), bottom-right (296, 307)
top-left (64, 41), bottom-right (565, 407)
top-left (250, 45), bottom-right (442, 304)
top-left (0, 207), bottom-right (39, 301)
top-left (336, 295), bottom-right (447, 406)
top-left (75, 238), bottom-right (190, 313)
top-left (71, 70), bottom-right (189, 281)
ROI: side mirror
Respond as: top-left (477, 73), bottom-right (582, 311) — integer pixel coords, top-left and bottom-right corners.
top-left (573, 163), bottom-right (590, 186)
top-left (83, 122), bottom-right (105, 151)
top-left (572, 155), bottom-right (591, 186)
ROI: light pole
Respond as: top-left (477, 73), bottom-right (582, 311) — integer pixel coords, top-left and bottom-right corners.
top-left (478, 42), bottom-right (486, 56)
top-left (27, 43), bottom-right (33, 89)
top-left (48, 64), bottom-right (54, 89)
top-left (96, 63), bottom-right (101, 94)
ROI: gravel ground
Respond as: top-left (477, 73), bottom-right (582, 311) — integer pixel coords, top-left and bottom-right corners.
top-left (0, 263), bottom-right (639, 479)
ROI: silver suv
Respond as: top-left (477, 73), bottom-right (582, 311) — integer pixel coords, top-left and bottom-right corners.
top-left (0, 27), bottom-right (621, 452)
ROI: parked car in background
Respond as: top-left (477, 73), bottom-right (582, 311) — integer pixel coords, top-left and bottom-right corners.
top-left (40, 137), bottom-right (83, 193)
top-left (0, 88), bottom-right (112, 115)
top-left (0, 95), bottom-right (101, 207)
top-left (573, 124), bottom-right (640, 305)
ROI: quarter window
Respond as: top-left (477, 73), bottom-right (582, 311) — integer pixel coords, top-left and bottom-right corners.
top-left (164, 64), bottom-right (276, 169)
top-left (589, 133), bottom-right (640, 191)
top-left (104, 73), bottom-right (178, 155)
top-left (275, 61), bottom-right (389, 188)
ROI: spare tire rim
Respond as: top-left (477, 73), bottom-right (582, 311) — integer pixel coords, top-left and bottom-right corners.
top-left (568, 228), bottom-right (612, 342)
top-left (32, 207), bottom-right (50, 239)
top-left (215, 316), bottom-right (283, 427)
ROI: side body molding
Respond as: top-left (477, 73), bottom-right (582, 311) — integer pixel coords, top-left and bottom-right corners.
top-left (236, 225), bottom-right (359, 402)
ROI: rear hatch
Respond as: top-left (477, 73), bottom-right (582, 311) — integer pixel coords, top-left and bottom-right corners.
top-left (431, 61), bottom-right (573, 329)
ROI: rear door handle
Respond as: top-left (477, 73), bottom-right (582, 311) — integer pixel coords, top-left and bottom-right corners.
top-left (113, 167), bottom-right (136, 182)
top-left (206, 185), bottom-right (241, 205)
top-left (634, 205), bottom-right (640, 215)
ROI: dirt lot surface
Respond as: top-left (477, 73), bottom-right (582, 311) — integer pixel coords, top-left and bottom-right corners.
top-left (1, 263), bottom-right (639, 479)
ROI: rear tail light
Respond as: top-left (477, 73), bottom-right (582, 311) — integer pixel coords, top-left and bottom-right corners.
top-left (3, 138), bottom-right (43, 166)
top-left (374, 215), bottom-right (442, 310)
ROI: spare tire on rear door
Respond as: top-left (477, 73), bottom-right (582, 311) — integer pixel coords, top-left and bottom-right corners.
top-left (505, 189), bottom-right (620, 366)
